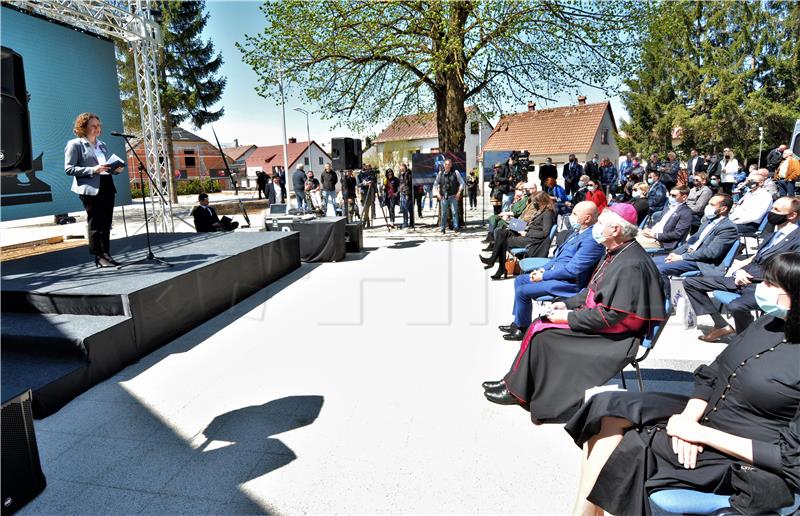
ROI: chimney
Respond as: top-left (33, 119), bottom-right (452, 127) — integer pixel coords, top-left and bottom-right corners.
top-left (577, 95), bottom-right (587, 106)
top-left (233, 138), bottom-right (239, 147)
top-left (527, 101), bottom-right (536, 112)
top-left (288, 137), bottom-right (297, 144)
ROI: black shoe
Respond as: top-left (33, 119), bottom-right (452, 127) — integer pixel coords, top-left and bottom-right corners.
top-left (498, 323), bottom-right (517, 334)
top-left (95, 256), bottom-right (114, 268)
top-left (503, 327), bottom-right (527, 341)
top-left (441, 229), bottom-right (446, 234)
top-left (102, 254), bottom-right (122, 266)
top-left (481, 238), bottom-right (492, 244)
top-left (479, 255), bottom-right (493, 266)
top-left (490, 268), bottom-right (508, 280)
top-left (482, 244), bottom-right (494, 252)
top-left (482, 379), bottom-right (505, 390)
top-left (484, 388), bottom-right (519, 405)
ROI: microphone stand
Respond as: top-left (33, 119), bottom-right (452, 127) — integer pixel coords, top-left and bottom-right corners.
top-left (115, 133), bottom-right (172, 268)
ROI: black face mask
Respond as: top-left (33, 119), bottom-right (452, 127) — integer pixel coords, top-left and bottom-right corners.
top-left (767, 212), bottom-right (788, 226)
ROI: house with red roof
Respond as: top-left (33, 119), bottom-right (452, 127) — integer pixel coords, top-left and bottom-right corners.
top-left (371, 106), bottom-right (492, 173)
top-left (483, 96), bottom-right (620, 179)
top-left (243, 138), bottom-right (331, 182)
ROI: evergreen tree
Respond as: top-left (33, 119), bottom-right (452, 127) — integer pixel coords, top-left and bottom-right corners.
top-left (620, 0), bottom-right (800, 162)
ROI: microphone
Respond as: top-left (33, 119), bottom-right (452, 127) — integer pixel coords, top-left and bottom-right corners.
top-left (110, 131), bottom-right (136, 138)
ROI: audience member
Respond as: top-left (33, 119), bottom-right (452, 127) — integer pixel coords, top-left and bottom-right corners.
top-left (292, 163), bottom-right (307, 211)
top-left (729, 171), bottom-right (773, 233)
top-left (434, 158), bottom-right (465, 234)
top-left (599, 157), bottom-right (618, 196)
top-left (618, 153), bottom-right (635, 185)
top-left (707, 173), bottom-right (722, 194)
top-left (545, 177), bottom-right (569, 214)
top-left (256, 170), bottom-right (268, 199)
top-left (467, 169), bottom-right (479, 210)
top-left (565, 252), bottom-right (800, 516)
top-left (567, 175), bottom-right (591, 208)
top-left (652, 194), bottom-right (738, 298)
top-left (720, 148), bottom-right (739, 191)
top-left (304, 170), bottom-right (321, 210)
top-left (490, 162), bottom-right (512, 215)
top-left (686, 196), bottom-right (800, 341)
top-left (398, 163), bottom-right (413, 228)
top-left (765, 143), bottom-right (787, 174)
top-left (659, 151), bottom-right (680, 191)
top-left (688, 148), bottom-right (706, 176)
top-left (480, 191), bottom-right (556, 280)
top-left (191, 193), bottom-right (238, 232)
top-left (482, 203), bottom-right (666, 423)
top-left (686, 172), bottom-right (714, 229)
top-left (483, 183), bottom-right (537, 244)
top-left (563, 154), bottom-right (583, 197)
top-left (383, 168), bottom-right (399, 227)
top-left (627, 182), bottom-right (650, 225)
top-left (538, 157), bottom-right (557, 189)
top-left (638, 185), bottom-right (692, 251)
top-left (584, 179), bottom-right (608, 213)
top-left (705, 153), bottom-right (721, 179)
top-left (585, 154), bottom-right (600, 182)
top-left (320, 163), bottom-right (338, 213)
top-left (777, 149), bottom-right (799, 197)
top-left (646, 170), bottom-right (668, 216)
top-left (499, 202), bottom-right (604, 341)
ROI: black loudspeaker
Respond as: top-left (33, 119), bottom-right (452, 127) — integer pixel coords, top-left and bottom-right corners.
top-left (1, 46), bottom-right (33, 174)
top-left (1, 390), bottom-right (46, 515)
top-left (344, 222), bottom-right (363, 252)
top-left (331, 138), bottom-right (362, 170)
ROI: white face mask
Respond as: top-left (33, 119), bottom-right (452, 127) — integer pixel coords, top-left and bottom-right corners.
top-left (632, 190), bottom-right (642, 199)
top-left (704, 205), bottom-right (718, 219)
top-left (588, 186), bottom-right (596, 192)
top-left (569, 214), bottom-right (581, 230)
top-left (591, 222), bottom-right (607, 244)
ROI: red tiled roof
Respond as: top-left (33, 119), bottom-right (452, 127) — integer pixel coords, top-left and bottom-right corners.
top-left (374, 106), bottom-right (479, 143)
top-left (222, 145), bottom-right (256, 161)
top-left (483, 101), bottom-right (616, 156)
top-left (244, 141), bottom-right (330, 170)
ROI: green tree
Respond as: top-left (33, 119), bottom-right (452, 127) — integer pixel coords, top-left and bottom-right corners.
top-left (238, 0), bottom-right (644, 153)
top-left (620, 0), bottom-right (800, 162)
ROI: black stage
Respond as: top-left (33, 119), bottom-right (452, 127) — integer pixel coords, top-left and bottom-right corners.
top-left (266, 216), bottom-right (346, 262)
top-left (1, 232), bottom-right (300, 417)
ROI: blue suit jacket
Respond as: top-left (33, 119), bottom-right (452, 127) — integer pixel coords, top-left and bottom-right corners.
top-left (653, 203), bottom-right (693, 250)
top-left (672, 216), bottom-right (739, 275)
top-left (541, 226), bottom-right (605, 292)
top-left (64, 137), bottom-right (117, 195)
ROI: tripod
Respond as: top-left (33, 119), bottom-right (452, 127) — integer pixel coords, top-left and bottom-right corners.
top-left (116, 134), bottom-right (172, 268)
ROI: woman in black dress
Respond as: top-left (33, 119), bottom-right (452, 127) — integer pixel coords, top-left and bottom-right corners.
top-left (479, 191), bottom-right (556, 280)
top-left (565, 252), bottom-right (800, 516)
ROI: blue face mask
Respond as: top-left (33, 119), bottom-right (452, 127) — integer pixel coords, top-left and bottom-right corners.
top-left (754, 282), bottom-right (788, 319)
top-left (591, 223), bottom-right (606, 244)
top-left (710, 179), bottom-right (719, 186)
top-left (703, 205), bottom-right (718, 219)
top-left (569, 214), bottom-right (581, 230)
top-left (647, 178), bottom-right (654, 185)
top-left (668, 197), bottom-right (678, 206)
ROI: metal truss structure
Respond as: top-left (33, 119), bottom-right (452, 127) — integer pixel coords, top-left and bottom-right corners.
top-left (9, 0), bottom-right (174, 231)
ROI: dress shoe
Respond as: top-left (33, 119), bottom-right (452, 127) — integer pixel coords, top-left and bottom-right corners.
top-left (482, 379), bottom-right (505, 390)
top-left (94, 256), bottom-right (115, 268)
top-left (491, 269), bottom-right (508, 280)
top-left (480, 238), bottom-right (492, 244)
top-left (498, 323), bottom-right (517, 333)
top-left (698, 326), bottom-right (735, 343)
top-left (503, 327), bottom-right (527, 341)
top-left (484, 388), bottom-right (519, 405)
top-left (103, 254), bottom-right (122, 266)
top-left (482, 244), bottom-right (494, 252)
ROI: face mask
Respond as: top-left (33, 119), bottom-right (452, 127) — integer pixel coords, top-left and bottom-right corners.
top-left (569, 214), bottom-right (581, 230)
top-left (579, 181), bottom-right (587, 188)
top-left (632, 190), bottom-right (642, 199)
top-left (647, 178), bottom-right (654, 185)
top-left (668, 197), bottom-right (678, 206)
top-left (704, 205), bottom-right (718, 219)
top-left (592, 158), bottom-right (598, 163)
top-left (588, 186), bottom-right (596, 192)
top-left (591, 223), bottom-right (607, 244)
top-left (710, 179), bottom-right (719, 186)
top-left (754, 282), bottom-right (788, 319)
top-left (767, 211), bottom-right (788, 226)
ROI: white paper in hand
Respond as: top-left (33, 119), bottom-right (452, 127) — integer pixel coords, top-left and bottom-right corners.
top-left (105, 154), bottom-right (126, 172)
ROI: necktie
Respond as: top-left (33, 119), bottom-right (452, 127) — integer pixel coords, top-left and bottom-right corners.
top-left (761, 231), bottom-right (783, 252)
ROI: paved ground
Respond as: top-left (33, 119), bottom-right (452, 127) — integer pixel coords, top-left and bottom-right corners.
top-left (8, 193), bottom-right (736, 514)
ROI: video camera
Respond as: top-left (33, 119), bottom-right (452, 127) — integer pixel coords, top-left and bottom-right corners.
top-left (510, 150), bottom-right (531, 172)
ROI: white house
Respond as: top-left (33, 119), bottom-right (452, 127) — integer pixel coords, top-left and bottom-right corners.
top-left (371, 106), bottom-right (493, 173)
top-left (244, 139), bottom-right (332, 181)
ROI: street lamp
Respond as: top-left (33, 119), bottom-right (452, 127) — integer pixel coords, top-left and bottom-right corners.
top-left (293, 107), bottom-right (311, 170)
top-left (758, 126), bottom-right (764, 169)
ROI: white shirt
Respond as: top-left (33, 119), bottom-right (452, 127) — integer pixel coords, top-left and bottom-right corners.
top-left (720, 158), bottom-right (739, 182)
top-left (89, 141), bottom-right (106, 165)
top-left (652, 202), bottom-right (683, 236)
top-left (687, 217), bottom-right (722, 253)
top-left (730, 188), bottom-right (772, 225)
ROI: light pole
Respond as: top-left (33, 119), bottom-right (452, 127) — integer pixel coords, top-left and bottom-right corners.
top-left (293, 107), bottom-right (311, 170)
top-left (758, 126), bottom-right (764, 169)
top-left (278, 63), bottom-right (290, 204)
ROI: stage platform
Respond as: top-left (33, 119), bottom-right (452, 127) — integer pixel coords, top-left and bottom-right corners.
top-left (1, 232), bottom-right (300, 417)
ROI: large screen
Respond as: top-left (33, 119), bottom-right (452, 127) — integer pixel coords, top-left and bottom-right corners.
top-left (410, 152), bottom-right (467, 186)
top-left (1, 6), bottom-right (131, 221)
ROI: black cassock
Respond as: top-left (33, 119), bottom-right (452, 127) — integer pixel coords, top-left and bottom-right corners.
top-left (565, 316), bottom-right (800, 515)
top-left (503, 240), bottom-right (666, 424)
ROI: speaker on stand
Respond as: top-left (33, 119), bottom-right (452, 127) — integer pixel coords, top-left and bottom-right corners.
top-left (330, 137), bottom-right (362, 171)
top-left (1, 389), bottom-right (46, 515)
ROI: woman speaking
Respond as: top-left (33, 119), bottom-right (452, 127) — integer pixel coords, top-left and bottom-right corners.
top-left (64, 112), bottom-right (120, 268)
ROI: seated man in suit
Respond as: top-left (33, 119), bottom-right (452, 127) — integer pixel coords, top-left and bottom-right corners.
top-left (636, 185), bottom-right (693, 251)
top-left (685, 196), bottom-right (800, 342)
top-left (652, 193), bottom-right (738, 298)
top-left (191, 193), bottom-right (239, 232)
top-left (729, 170), bottom-right (773, 233)
top-left (499, 201), bottom-right (605, 341)
top-left (265, 174), bottom-right (287, 205)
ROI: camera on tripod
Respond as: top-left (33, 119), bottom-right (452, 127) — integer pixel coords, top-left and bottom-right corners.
top-left (510, 150), bottom-right (531, 172)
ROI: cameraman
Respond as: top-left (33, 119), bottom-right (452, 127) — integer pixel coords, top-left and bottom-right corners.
top-left (492, 162), bottom-right (512, 213)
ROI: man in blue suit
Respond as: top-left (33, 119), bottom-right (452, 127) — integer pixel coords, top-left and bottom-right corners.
top-left (652, 193), bottom-right (739, 297)
top-left (500, 201), bottom-right (605, 340)
top-left (637, 185), bottom-right (693, 251)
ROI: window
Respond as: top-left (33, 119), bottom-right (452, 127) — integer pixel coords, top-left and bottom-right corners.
top-left (470, 121), bottom-right (479, 134)
top-left (184, 149), bottom-right (196, 167)
top-left (319, 157), bottom-right (324, 165)
top-left (304, 157), bottom-right (309, 166)
top-left (601, 127), bottom-right (609, 145)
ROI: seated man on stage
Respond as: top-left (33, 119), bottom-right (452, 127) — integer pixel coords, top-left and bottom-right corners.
top-left (499, 201), bottom-right (605, 341)
top-left (652, 193), bottom-right (738, 298)
top-left (482, 203), bottom-right (666, 424)
top-left (637, 185), bottom-right (692, 251)
top-left (686, 196), bottom-right (800, 342)
top-left (191, 193), bottom-right (239, 232)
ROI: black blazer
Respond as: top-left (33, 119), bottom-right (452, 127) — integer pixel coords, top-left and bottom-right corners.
top-left (523, 209), bottom-right (556, 256)
top-left (266, 183), bottom-right (286, 204)
top-left (653, 203), bottom-right (693, 250)
top-left (673, 217), bottom-right (739, 275)
top-left (191, 204), bottom-right (220, 232)
top-left (745, 227), bottom-right (800, 280)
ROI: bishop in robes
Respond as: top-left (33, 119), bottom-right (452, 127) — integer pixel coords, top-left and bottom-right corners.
top-left (482, 203), bottom-right (666, 423)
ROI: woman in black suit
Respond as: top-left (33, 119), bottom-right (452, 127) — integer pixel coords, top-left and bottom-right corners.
top-left (565, 252), bottom-right (800, 516)
top-left (64, 112), bottom-right (120, 267)
top-left (627, 181), bottom-right (650, 225)
top-left (480, 191), bottom-right (556, 280)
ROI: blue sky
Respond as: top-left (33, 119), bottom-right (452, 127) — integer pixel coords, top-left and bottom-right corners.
top-left (194, 0), bottom-right (628, 150)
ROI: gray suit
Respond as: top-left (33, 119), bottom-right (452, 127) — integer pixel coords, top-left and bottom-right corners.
top-left (64, 137), bottom-right (113, 195)
top-left (672, 216), bottom-right (739, 276)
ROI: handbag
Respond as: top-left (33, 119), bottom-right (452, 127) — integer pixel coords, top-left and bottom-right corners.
top-left (725, 463), bottom-right (794, 514)
top-left (504, 254), bottom-right (521, 276)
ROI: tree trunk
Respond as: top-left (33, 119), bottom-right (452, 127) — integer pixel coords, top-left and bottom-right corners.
top-left (435, 1), bottom-right (469, 153)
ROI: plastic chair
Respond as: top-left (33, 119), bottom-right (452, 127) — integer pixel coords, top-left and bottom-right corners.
top-left (639, 214), bottom-right (651, 229)
top-left (512, 224), bottom-right (559, 259)
top-left (520, 257), bottom-right (550, 273)
top-left (680, 240), bottom-right (741, 278)
top-left (711, 290), bottom-right (741, 307)
top-left (650, 490), bottom-right (800, 516)
top-left (739, 212), bottom-right (769, 257)
top-left (620, 297), bottom-right (671, 392)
